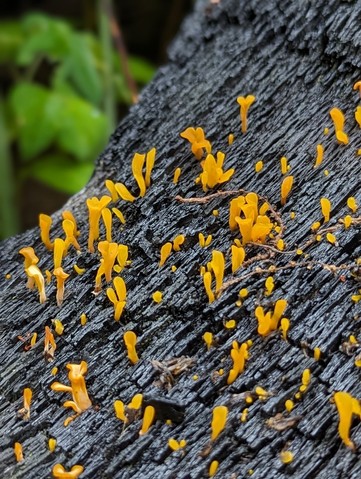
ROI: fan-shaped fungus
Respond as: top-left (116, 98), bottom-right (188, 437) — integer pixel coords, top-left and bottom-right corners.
top-left (139, 405), bottom-right (155, 435)
top-left (168, 438), bottom-right (187, 451)
top-left (52, 464), bottom-right (84, 479)
top-left (86, 196), bottom-right (111, 252)
top-left (173, 234), bottom-right (185, 251)
top-left (199, 152), bottom-right (234, 192)
top-left (211, 405), bottom-right (228, 441)
top-left (334, 391), bottom-right (361, 450)
top-left (106, 276), bottom-right (126, 321)
top-left (237, 95), bottom-right (256, 133)
top-left (180, 126), bottom-right (212, 160)
top-left (25, 265), bottom-right (46, 304)
top-left (231, 245), bottom-right (245, 273)
top-left (123, 331), bottom-right (139, 364)
top-left (281, 176), bottom-right (294, 205)
top-left (51, 361), bottom-right (92, 426)
top-left (39, 213), bottom-right (53, 250)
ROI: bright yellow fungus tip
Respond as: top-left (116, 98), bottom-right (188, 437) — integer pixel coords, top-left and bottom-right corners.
top-left (326, 233), bottom-right (337, 245)
top-left (314, 347), bottom-right (321, 361)
top-left (203, 331), bottom-right (213, 350)
top-left (344, 215), bottom-right (352, 229)
top-left (209, 460), bottom-right (219, 477)
top-left (25, 265), bottom-right (47, 304)
top-left (314, 144), bottom-right (324, 168)
top-left (255, 386), bottom-right (269, 400)
top-left (255, 160), bottom-right (263, 172)
top-left (152, 291), bottom-right (163, 303)
top-left (54, 267), bottom-right (69, 307)
top-left (111, 207), bottom-right (125, 225)
top-left (330, 107), bottom-right (349, 144)
top-left (44, 326), bottom-right (56, 361)
top-left (347, 197), bottom-right (358, 213)
top-left (239, 288), bottom-right (248, 298)
top-left (74, 264), bottom-right (85, 275)
top-left (302, 369), bottom-right (311, 389)
top-left (237, 95), bottom-right (256, 133)
top-left (114, 400), bottom-right (126, 422)
top-left (311, 221), bottom-right (321, 231)
top-left (280, 318), bottom-right (290, 340)
top-left (320, 197), bottom-right (331, 222)
top-left (290, 211), bottom-right (296, 219)
top-left (171, 265), bottom-right (177, 272)
top-left (173, 234), bottom-right (185, 251)
top-left (51, 367), bottom-right (58, 376)
top-left (355, 106), bottom-right (361, 128)
top-left (265, 276), bottom-right (274, 296)
top-left (39, 213), bottom-right (53, 250)
top-left (19, 247), bottom-right (39, 283)
top-left (168, 438), bottom-right (187, 451)
top-left (280, 156), bottom-right (289, 175)
top-left (280, 176), bottom-right (294, 205)
top-left (123, 331), bottom-right (139, 364)
top-left (80, 313), bottom-right (87, 326)
top-left (193, 374), bottom-right (199, 380)
top-left (63, 219), bottom-right (80, 253)
top-left (86, 196), bottom-right (112, 252)
top-left (101, 208), bottom-right (113, 243)
top-left (159, 242), bottom-right (172, 267)
top-left (140, 405), bottom-right (156, 435)
top-left (212, 209), bottom-right (219, 216)
top-left (203, 272), bottom-right (215, 303)
top-left (48, 438), bottom-right (57, 452)
top-left (240, 408), bottom-right (248, 422)
top-left (14, 442), bottom-right (23, 462)
top-left (334, 391), bottom-right (361, 449)
top-left (52, 464), bottom-right (84, 479)
top-left (295, 392), bottom-right (301, 400)
top-left (173, 167), bottom-right (181, 184)
top-left (324, 127), bottom-right (329, 135)
top-left (199, 152), bottom-right (234, 191)
top-left (30, 332), bottom-right (37, 347)
top-left (211, 405), bottom-right (228, 441)
top-left (276, 239), bottom-right (285, 251)
top-left (105, 179), bottom-right (119, 202)
top-left (225, 319), bottom-right (236, 329)
top-left (53, 238), bottom-right (65, 271)
top-left (285, 399), bottom-right (294, 412)
top-left (227, 342), bottom-right (249, 384)
top-left (180, 126), bottom-right (211, 160)
top-left (53, 319), bottom-right (64, 335)
top-left (228, 133), bottom-right (234, 145)
top-left (131, 152), bottom-right (146, 197)
top-left (280, 450), bottom-right (294, 464)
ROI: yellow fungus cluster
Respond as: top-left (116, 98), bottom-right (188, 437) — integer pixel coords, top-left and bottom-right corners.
top-left (334, 391), bottom-right (361, 450)
top-left (228, 341), bottom-right (250, 384)
top-left (203, 250), bottom-right (225, 302)
top-left (106, 276), bottom-right (127, 320)
top-left (52, 464), bottom-right (84, 479)
top-left (229, 192), bottom-right (273, 244)
top-left (168, 438), bottom-right (187, 451)
top-left (114, 393), bottom-right (143, 423)
top-left (159, 235), bottom-right (185, 266)
top-left (199, 233), bottom-right (212, 248)
top-left (180, 126), bottom-right (211, 160)
top-left (199, 152), bottom-right (234, 192)
top-left (255, 299), bottom-right (288, 336)
top-left (51, 361), bottom-right (92, 426)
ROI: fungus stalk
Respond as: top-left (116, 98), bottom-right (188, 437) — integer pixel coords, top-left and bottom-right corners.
top-left (211, 405), bottom-right (228, 441)
top-left (123, 331), bottom-right (139, 364)
top-left (237, 95), bottom-right (256, 133)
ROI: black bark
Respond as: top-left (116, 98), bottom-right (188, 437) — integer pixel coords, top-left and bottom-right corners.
top-left (1, 0), bottom-right (361, 478)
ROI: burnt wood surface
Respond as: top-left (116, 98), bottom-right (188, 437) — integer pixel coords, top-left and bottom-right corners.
top-left (1, 0), bottom-right (361, 478)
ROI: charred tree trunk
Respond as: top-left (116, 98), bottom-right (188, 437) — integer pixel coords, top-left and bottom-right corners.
top-left (1, 0), bottom-right (361, 478)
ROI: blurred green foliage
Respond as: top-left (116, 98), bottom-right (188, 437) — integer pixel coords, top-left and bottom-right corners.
top-left (0, 12), bottom-right (155, 238)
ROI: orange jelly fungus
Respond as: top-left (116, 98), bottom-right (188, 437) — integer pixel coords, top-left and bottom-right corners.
top-left (159, 242), bottom-right (173, 267)
top-left (355, 106), bottom-right (361, 128)
top-left (51, 361), bottom-right (92, 426)
top-left (140, 405), bottom-right (156, 435)
top-left (86, 196), bottom-right (112, 253)
top-left (203, 250), bottom-right (225, 302)
top-left (280, 156), bottom-right (289, 174)
top-left (199, 233), bottom-right (212, 247)
top-left (231, 245), bottom-right (245, 273)
top-left (203, 331), bottom-right (213, 350)
top-left (280, 176), bottom-right (294, 205)
top-left (329, 108), bottom-right (349, 144)
top-left (255, 299), bottom-right (288, 336)
top-left (39, 213), bottom-right (53, 250)
top-left (25, 265), bottom-right (47, 304)
top-left (123, 331), bottom-right (139, 364)
top-left (334, 391), bottom-right (361, 450)
top-left (228, 341), bottom-right (249, 384)
top-left (211, 405), bottom-right (228, 441)
top-left (105, 179), bottom-right (119, 202)
top-left (101, 208), bottom-right (113, 243)
top-left (14, 442), bottom-right (23, 462)
top-left (44, 325), bottom-right (57, 361)
top-left (173, 234), bottom-right (185, 251)
top-left (168, 438), bottom-right (187, 451)
top-left (347, 197), bottom-right (358, 213)
top-left (19, 247), bottom-right (39, 288)
top-left (107, 276), bottom-right (126, 321)
top-left (52, 464), bottom-right (84, 479)
top-left (95, 241), bottom-right (119, 289)
top-left (199, 152), bottom-right (234, 192)
top-left (53, 238), bottom-right (65, 271)
top-left (209, 460), bottom-right (219, 477)
top-left (18, 387), bottom-right (32, 421)
top-left (112, 207), bottom-right (126, 225)
top-left (320, 197), bottom-right (331, 222)
top-left (237, 95), bottom-right (256, 133)
top-left (353, 80), bottom-right (361, 96)
top-left (180, 126), bottom-right (211, 160)
top-left (114, 393), bottom-right (143, 423)
top-left (314, 144), bottom-right (324, 168)
top-left (54, 267), bottom-right (69, 307)
top-left (173, 167), bottom-right (181, 184)
top-left (63, 219), bottom-right (80, 252)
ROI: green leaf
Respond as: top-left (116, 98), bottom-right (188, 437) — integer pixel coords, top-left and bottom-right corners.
top-left (8, 82), bottom-right (56, 161)
top-left (47, 91), bottom-right (109, 161)
top-left (0, 21), bottom-right (23, 63)
top-left (17, 13), bottom-right (71, 65)
top-left (128, 56), bottom-right (155, 84)
top-left (28, 154), bottom-right (94, 194)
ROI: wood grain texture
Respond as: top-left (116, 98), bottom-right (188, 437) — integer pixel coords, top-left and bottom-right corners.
top-left (1, 0), bottom-right (361, 477)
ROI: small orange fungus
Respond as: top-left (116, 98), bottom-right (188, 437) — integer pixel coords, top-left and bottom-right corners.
top-left (280, 176), bottom-right (294, 205)
top-left (173, 234), bottom-right (185, 251)
top-left (280, 450), bottom-right (294, 464)
top-left (231, 245), bottom-right (245, 273)
top-left (280, 156), bottom-right (289, 174)
top-left (255, 160), bottom-right (263, 172)
top-left (199, 233), bottom-right (212, 247)
top-left (334, 391), bottom-right (361, 449)
top-left (140, 405), bottom-right (155, 435)
top-left (74, 264), bottom-right (85, 275)
top-left (203, 331), bottom-right (213, 350)
top-left (330, 108), bottom-right (349, 144)
top-left (53, 238), bottom-right (65, 271)
top-left (18, 387), bottom-right (32, 421)
top-left (225, 319), bottom-right (236, 329)
top-left (277, 239), bottom-right (285, 251)
top-left (237, 95), bottom-right (256, 133)
top-left (203, 250), bottom-right (225, 300)
top-left (209, 460), bottom-right (219, 477)
top-left (326, 233), bottom-right (337, 245)
top-left (314, 144), bottom-right (324, 168)
top-left (123, 331), bottom-right (139, 364)
top-left (173, 167), bottom-right (181, 184)
top-left (14, 442), bottom-right (23, 462)
top-left (86, 196), bottom-right (111, 252)
top-left (347, 197), bottom-right (358, 213)
top-left (52, 464), bottom-right (84, 479)
top-left (44, 326), bottom-right (56, 361)
top-left (353, 80), bottom-right (361, 95)
top-left (159, 242), bottom-right (172, 267)
top-left (228, 133), bottom-right (234, 145)
top-left (240, 408), bottom-right (248, 422)
top-left (203, 272), bottom-right (215, 303)
top-left (48, 438), bottom-right (57, 452)
top-left (285, 399), bottom-right (294, 412)
top-left (30, 332), bottom-right (37, 347)
top-left (320, 197), bottom-right (331, 222)
top-left (152, 291), bottom-right (163, 303)
top-left (255, 299), bottom-right (287, 336)
top-left (355, 106), bottom-right (361, 128)
top-left (265, 276), bottom-right (274, 296)
top-left (168, 438), bottom-right (187, 451)
top-left (199, 152), bottom-right (234, 192)
top-left (62, 219), bottom-right (80, 252)
top-left (54, 267), bottom-right (69, 307)
top-left (107, 277), bottom-right (126, 321)
top-left (180, 126), bottom-right (211, 160)
top-left (39, 213), bottom-right (53, 250)
top-left (53, 319), bottom-right (64, 335)
top-left (101, 208), bottom-right (113, 243)
top-left (112, 207), bottom-right (126, 225)
top-left (25, 265), bottom-right (46, 304)
top-left (228, 341), bottom-right (249, 384)
top-left (314, 347), bottom-right (321, 361)
top-left (51, 361), bottom-right (92, 425)
top-left (211, 405), bottom-right (228, 441)
top-left (19, 247), bottom-right (39, 288)
top-left (80, 313), bottom-right (87, 326)
top-left (105, 179), bottom-right (119, 202)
